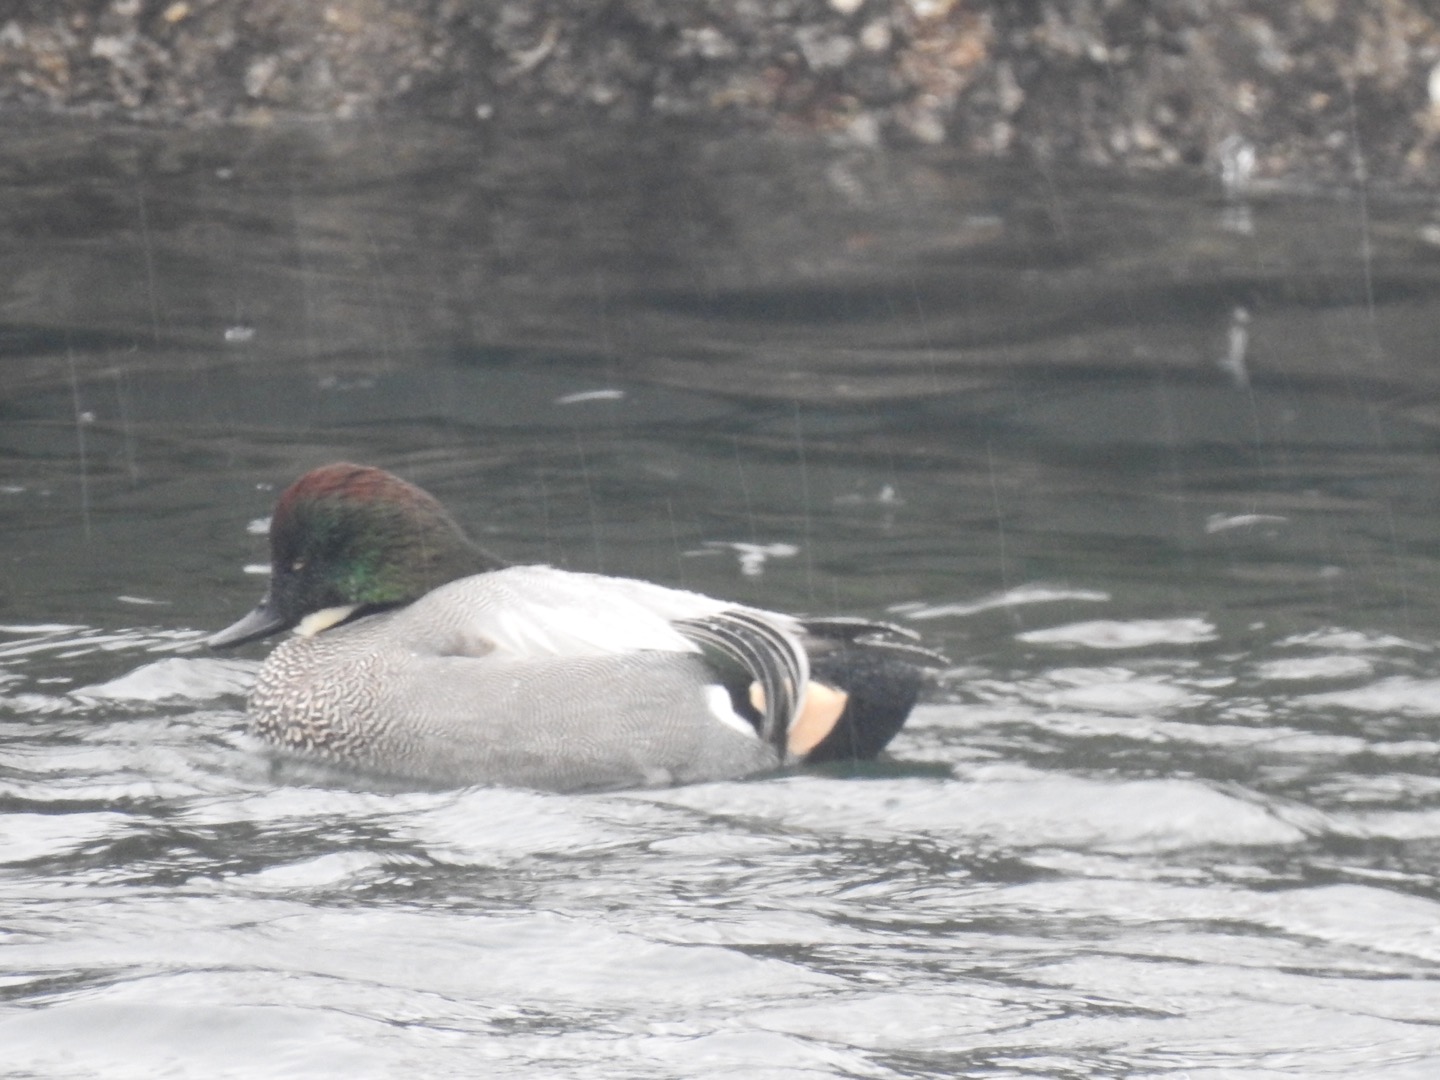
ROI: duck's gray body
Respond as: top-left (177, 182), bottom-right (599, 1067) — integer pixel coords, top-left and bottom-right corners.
top-left (211, 462), bottom-right (938, 791)
top-left (248, 566), bottom-right (791, 790)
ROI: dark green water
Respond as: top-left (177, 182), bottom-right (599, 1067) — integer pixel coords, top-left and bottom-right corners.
top-left (4, 117), bottom-right (1440, 1078)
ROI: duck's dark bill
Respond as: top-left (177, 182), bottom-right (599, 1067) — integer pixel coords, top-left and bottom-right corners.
top-left (207, 601), bottom-right (289, 649)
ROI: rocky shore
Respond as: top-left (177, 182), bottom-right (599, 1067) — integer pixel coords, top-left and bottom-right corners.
top-left (2, 1), bottom-right (1439, 187)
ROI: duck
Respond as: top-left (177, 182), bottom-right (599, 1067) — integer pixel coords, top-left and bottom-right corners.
top-left (208, 463), bottom-right (943, 790)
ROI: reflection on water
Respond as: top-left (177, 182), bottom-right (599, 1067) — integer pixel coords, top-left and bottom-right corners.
top-left (4, 117), bottom-right (1440, 1077)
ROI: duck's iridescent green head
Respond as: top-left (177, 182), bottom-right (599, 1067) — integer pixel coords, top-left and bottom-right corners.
top-left (208, 463), bottom-right (503, 648)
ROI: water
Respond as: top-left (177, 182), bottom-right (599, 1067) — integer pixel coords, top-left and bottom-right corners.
top-left (5, 116), bottom-right (1440, 1077)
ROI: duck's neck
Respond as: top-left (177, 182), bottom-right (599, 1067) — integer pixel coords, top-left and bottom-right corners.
top-left (404, 528), bottom-right (508, 600)
top-left (341, 536), bottom-right (504, 626)
top-left (450, 535), bottom-right (509, 578)
top-left (338, 503), bottom-right (510, 614)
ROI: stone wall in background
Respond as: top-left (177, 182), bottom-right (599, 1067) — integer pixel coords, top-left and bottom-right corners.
top-left (2, 1), bottom-right (1439, 186)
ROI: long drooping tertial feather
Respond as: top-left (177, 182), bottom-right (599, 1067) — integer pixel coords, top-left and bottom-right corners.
top-left (675, 610), bottom-right (809, 754)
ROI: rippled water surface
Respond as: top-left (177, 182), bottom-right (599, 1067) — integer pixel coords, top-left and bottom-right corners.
top-left (5, 117), bottom-right (1440, 1077)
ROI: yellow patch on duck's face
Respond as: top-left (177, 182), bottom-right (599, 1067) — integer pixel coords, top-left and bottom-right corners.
top-left (294, 604), bottom-right (361, 637)
top-left (749, 680), bottom-right (851, 756)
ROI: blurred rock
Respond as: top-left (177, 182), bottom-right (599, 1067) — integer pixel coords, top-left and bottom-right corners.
top-left (1, 1), bottom-right (1439, 185)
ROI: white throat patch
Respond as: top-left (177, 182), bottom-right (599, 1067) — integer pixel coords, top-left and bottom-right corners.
top-left (294, 604), bottom-right (361, 637)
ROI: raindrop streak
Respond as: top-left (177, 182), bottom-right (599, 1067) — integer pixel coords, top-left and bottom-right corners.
top-left (360, 220), bottom-right (402, 370)
top-left (900, 267), bottom-right (942, 394)
top-left (1151, 370), bottom-right (1194, 596)
top-left (664, 496), bottom-right (686, 586)
top-left (1345, 82), bottom-right (1408, 630)
top-left (65, 341), bottom-right (92, 542)
top-left (110, 362), bottom-right (139, 484)
top-left (1035, 154), bottom-right (1072, 246)
top-left (791, 402), bottom-right (816, 600)
top-left (534, 468), bottom-right (556, 567)
top-left (1344, 79), bottom-right (1381, 367)
top-left (289, 183), bottom-right (320, 364)
top-left (563, 163), bottom-right (617, 362)
top-left (573, 431), bottom-right (605, 573)
top-left (134, 186), bottom-right (162, 348)
top-left (732, 434), bottom-right (757, 545)
top-left (986, 439), bottom-right (1010, 601)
